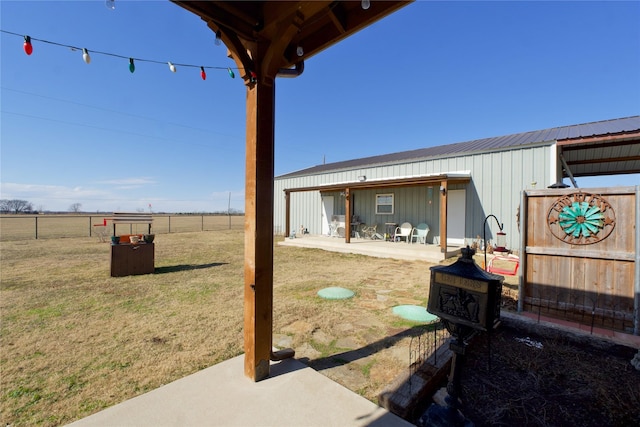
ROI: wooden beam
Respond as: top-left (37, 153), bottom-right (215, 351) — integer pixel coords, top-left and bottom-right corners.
top-left (261, 9), bottom-right (305, 79)
top-left (439, 181), bottom-right (448, 253)
top-left (565, 155), bottom-right (640, 165)
top-left (284, 175), bottom-right (471, 193)
top-left (243, 54), bottom-right (276, 382)
top-left (178, 1), bottom-right (259, 41)
top-left (557, 132), bottom-right (640, 147)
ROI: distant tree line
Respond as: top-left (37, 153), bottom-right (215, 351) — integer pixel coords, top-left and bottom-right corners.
top-left (0, 199), bottom-right (35, 214)
top-left (172, 208), bottom-right (244, 215)
top-left (0, 199), bottom-right (244, 215)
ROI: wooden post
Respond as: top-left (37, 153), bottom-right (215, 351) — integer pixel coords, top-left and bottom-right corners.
top-left (243, 72), bottom-right (276, 382)
top-left (440, 181), bottom-right (448, 252)
top-left (345, 188), bottom-right (351, 243)
top-left (284, 191), bottom-right (291, 238)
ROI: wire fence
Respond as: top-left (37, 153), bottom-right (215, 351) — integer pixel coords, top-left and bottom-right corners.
top-left (0, 214), bottom-right (244, 241)
top-left (524, 293), bottom-right (638, 336)
top-left (408, 320), bottom-right (450, 393)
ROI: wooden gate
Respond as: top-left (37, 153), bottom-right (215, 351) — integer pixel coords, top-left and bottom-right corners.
top-left (520, 187), bottom-right (638, 335)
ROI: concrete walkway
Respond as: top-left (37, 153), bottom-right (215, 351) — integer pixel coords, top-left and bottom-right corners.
top-left (68, 355), bottom-right (414, 427)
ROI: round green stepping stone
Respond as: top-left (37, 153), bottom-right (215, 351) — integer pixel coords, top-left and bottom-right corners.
top-left (317, 287), bottom-right (355, 300)
top-left (392, 305), bottom-right (438, 323)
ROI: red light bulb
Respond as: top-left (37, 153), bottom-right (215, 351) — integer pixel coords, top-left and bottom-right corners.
top-left (23, 35), bottom-right (33, 55)
top-left (200, 66), bottom-right (206, 80)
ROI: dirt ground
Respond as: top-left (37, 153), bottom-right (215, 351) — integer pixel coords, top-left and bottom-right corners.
top-left (456, 321), bottom-right (640, 427)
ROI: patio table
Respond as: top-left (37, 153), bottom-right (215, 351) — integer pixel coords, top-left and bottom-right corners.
top-left (385, 223), bottom-right (398, 241)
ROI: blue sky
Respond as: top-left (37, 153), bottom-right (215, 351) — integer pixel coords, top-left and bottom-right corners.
top-left (1, 1), bottom-right (639, 213)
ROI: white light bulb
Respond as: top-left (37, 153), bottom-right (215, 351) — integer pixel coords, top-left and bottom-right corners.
top-left (82, 48), bottom-right (91, 64)
top-left (361, 0), bottom-right (370, 10)
top-left (105, 0), bottom-right (115, 10)
top-left (296, 46), bottom-right (304, 57)
top-left (168, 62), bottom-right (176, 73)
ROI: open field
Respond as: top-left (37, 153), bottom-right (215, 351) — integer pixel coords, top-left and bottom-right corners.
top-left (1, 231), bottom-right (638, 426)
top-left (0, 214), bottom-right (244, 241)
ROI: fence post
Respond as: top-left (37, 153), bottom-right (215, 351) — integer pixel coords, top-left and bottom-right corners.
top-left (89, 216), bottom-right (92, 237)
top-left (518, 190), bottom-right (527, 313)
top-left (168, 215), bottom-right (171, 233)
top-left (35, 216), bottom-right (38, 239)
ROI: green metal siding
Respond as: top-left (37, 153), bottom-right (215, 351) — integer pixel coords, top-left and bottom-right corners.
top-left (274, 144), bottom-right (553, 250)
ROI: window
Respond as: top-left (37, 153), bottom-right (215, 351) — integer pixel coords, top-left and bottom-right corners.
top-left (376, 193), bottom-right (394, 215)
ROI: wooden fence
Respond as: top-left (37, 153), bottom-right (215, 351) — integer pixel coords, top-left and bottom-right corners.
top-left (520, 186), bottom-right (638, 335)
top-left (0, 214), bottom-right (244, 241)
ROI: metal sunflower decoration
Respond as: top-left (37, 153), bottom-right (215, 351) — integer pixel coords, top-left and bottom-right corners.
top-left (558, 201), bottom-right (604, 238)
top-left (547, 193), bottom-right (615, 244)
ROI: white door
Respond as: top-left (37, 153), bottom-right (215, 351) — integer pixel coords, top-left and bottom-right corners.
top-left (447, 189), bottom-right (466, 245)
top-left (321, 196), bottom-right (334, 236)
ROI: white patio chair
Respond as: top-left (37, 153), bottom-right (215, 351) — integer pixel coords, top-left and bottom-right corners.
top-left (394, 222), bottom-right (412, 243)
top-left (410, 223), bottom-right (430, 244)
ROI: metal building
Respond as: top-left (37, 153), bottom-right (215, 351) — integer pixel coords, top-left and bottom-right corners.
top-left (274, 115), bottom-right (640, 253)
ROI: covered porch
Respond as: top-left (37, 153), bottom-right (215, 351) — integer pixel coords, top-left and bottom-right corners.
top-left (283, 173), bottom-right (472, 253)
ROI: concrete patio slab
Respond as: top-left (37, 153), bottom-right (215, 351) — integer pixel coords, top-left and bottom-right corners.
top-left (278, 235), bottom-right (462, 263)
top-left (68, 355), bottom-right (414, 427)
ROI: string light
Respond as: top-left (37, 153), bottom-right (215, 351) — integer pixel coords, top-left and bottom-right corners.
top-left (296, 46), bottom-right (304, 57)
top-left (105, 0), bottom-right (115, 10)
top-left (23, 35), bottom-right (33, 55)
top-left (361, 0), bottom-right (371, 10)
top-left (3, 30), bottom-right (241, 80)
top-left (215, 30), bottom-right (222, 46)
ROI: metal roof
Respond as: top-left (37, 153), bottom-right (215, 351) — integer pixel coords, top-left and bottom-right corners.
top-left (278, 116), bottom-right (640, 178)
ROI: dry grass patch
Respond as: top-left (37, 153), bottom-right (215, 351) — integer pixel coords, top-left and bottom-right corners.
top-left (2, 231), bottom-right (434, 426)
top-left (1, 232), bottom-right (245, 425)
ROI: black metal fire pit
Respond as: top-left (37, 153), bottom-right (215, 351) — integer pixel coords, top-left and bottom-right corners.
top-left (421, 246), bottom-right (504, 427)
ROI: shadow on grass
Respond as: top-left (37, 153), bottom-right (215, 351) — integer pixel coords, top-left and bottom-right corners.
top-left (154, 262), bottom-right (227, 274)
top-left (300, 324), bottom-right (437, 371)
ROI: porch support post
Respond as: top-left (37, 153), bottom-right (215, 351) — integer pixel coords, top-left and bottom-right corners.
top-left (243, 68), bottom-right (276, 382)
top-left (439, 181), bottom-right (448, 252)
top-left (284, 191), bottom-right (291, 238)
top-left (345, 187), bottom-right (351, 243)
top-left (634, 184), bottom-right (639, 335)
